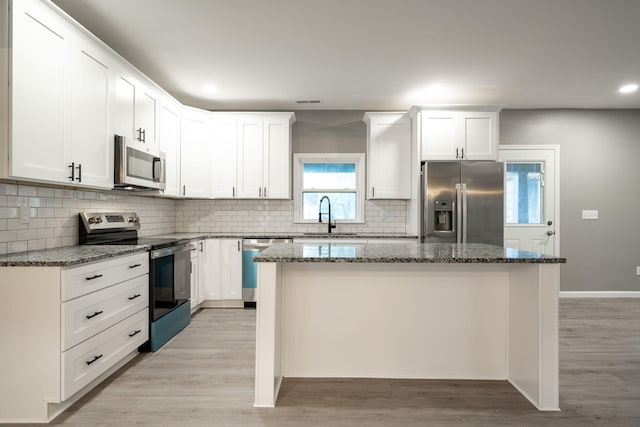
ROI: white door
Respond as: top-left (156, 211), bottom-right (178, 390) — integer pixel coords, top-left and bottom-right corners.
top-left (220, 239), bottom-right (242, 300)
top-left (68, 36), bottom-right (113, 189)
top-left (158, 99), bottom-right (181, 197)
top-left (11, 0), bottom-right (70, 183)
top-left (498, 146), bottom-right (559, 255)
top-left (236, 115), bottom-right (264, 198)
top-left (180, 108), bottom-right (212, 198)
top-left (135, 85), bottom-right (158, 154)
top-left (262, 116), bottom-right (291, 199)
top-left (211, 115), bottom-right (238, 198)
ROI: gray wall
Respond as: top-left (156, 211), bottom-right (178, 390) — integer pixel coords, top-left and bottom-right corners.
top-left (293, 110), bottom-right (366, 153)
top-left (500, 109), bottom-right (640, 292)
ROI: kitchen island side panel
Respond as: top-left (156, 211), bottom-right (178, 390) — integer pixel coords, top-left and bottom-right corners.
top-left (281, 263), bottom-right (509, 379)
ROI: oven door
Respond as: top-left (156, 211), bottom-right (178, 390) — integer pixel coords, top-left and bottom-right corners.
top-left (149, 243), bottom-right (193, 321)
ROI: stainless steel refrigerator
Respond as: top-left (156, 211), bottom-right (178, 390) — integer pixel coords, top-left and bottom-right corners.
top-left (421, 161), bottom-right (504, 246)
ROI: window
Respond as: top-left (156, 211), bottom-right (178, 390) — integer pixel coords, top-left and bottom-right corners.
top-left (294, 153), bottom-right (365, 223)
top-left (505, 162), bottom-right (543, 224)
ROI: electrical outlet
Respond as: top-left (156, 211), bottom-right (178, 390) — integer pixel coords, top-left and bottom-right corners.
top-left (581, 210), bottom-right (598, 220)
top-left (637, 266), bottom-right (640, 276)
top-left (19, 197), bottom-right (30, 224)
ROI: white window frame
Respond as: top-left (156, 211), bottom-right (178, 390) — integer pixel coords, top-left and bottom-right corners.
top-left (293, 153), bottom-right (365, 224)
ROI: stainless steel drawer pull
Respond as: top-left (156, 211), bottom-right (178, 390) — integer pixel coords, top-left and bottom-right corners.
top-left (86, 354), bottom-right (103, 365)
top-left (85, 274), bottom-right (103, 281)
top-left (128, 294), bottom-right (141, 301)
top-left (129, 329), bottom-right (142, 338)
top-left (128, 264), bottom-right (142, 269)
top-left (86, 310), bottom-right (104, 319)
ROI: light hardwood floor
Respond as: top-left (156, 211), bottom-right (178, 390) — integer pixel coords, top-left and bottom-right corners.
top-left (39, 299), bottom-right (639, 426)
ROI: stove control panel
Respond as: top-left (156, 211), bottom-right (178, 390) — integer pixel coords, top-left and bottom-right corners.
top-left (80, 212), bottom-right (140, 231)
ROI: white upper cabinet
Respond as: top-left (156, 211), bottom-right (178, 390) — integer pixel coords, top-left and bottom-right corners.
top-left (212, 112), bottom-right (295, 200)
top-left (211, 114), bottom-right (238, 198)
top-left (263, 115), bottom-right (293, 199)
top-left (237, 114), bottom-right (265, 198)
top-left (418, 107), bottom-right (500, 161)
top-left (180, 106), bottom-right (212, 198)
top-left (9, 0), bottom-right (70, 183)
top-left (363, 112), bottom-right (412, 199)
top-left (158, 97), bottom-right (182, 197)
top-left (113, 69), bottom-right (159, 155)
top-left (67, 34), bottom-right (113, 189)
top-left (5, 0), bottom-right (112, 188)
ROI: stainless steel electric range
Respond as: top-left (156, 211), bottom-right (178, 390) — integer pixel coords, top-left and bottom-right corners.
top-left (79, 212), bottom-right (193, 352)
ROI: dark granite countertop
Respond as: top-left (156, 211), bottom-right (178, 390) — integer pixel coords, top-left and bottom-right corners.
top-left (148, 232), bottom-right (418, 241)
top-left (0, 245), bottom-right (150, 267)
top-left (253, 242), bottom-right (567, 264)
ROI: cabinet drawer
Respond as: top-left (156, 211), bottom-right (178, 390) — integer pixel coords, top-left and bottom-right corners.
top-left (62, 252), bottom-right (148, 301)
top-left (62, 275), bottom-right (148, 351)
top-left (61, 308), bottom-right (148, 400)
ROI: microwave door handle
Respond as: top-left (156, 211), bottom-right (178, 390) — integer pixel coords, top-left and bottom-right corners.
top-left (152, 158), bottom-right (161, 182)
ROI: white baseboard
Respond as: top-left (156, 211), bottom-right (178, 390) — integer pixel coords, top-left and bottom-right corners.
top-left (560, 291), bottom-right (640, 298)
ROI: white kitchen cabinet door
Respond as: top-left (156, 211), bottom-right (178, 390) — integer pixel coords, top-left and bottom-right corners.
top-left (159, 98), bottom-right (181, 197)
top-left (67, 34), bottom-right (113, 189)
top-left (113, 72), bottom-right (136, 143)
top-left (219, 239), bottom-right (242, 300)
top-left (364, 112), bottom-right (411, 199)
top-left (199, 239), bottom-right (219, 300)
top-left (420, 110), bottom-right (459, 161)
top-left (262, 115), bottom-right (292, 199)
top-left (236, 115), bottom-right (264, 199)
top-left (190, 247), bottom-right (200, 312)
top-left (460, 111), bottom-right (498, 160)
top-left (211, 114), bottom-right (238, 198)
top-left (135, 84), bottom-right (159, 154)
top-left (180, 107), bottom-right (212, 198)
top-left (10, 0), bottom-right (71, 183)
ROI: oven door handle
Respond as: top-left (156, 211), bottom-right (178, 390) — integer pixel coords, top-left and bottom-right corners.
top-left (150, 244), bottom-right (195, 259)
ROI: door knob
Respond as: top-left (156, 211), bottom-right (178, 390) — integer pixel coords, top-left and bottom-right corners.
top-left (546, 230), bottom-right (555, 236)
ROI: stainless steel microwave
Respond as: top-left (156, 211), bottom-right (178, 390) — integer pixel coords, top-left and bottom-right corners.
top-left (114, 135), bottom-right (166, 190)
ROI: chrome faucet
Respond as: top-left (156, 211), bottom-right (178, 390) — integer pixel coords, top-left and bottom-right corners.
top-left (318, 196), bottom-right (337, 233)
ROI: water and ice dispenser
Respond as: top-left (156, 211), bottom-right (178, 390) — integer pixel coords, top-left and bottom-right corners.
top-left (434, 200), bottom-right (453, 232)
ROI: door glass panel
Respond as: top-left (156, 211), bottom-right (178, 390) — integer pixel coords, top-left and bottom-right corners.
top-left (505, 163), bottom-right (543, 224)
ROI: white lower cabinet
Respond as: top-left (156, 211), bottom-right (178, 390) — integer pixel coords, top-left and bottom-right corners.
top-left (199, 238), bottom-right (243, 307)
top-left (0, 252), bottom-right (149, 423)
top-left (190, 240), bottom-right (203, 312)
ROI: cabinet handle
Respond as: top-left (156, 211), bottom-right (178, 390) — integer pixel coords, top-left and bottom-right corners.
top-left (456, 148), bottom-right (459, 159)
top-left (128, 294), bottom-right (141, 301)
top-left (129, 263), bottom-right (141, 269)
top-left (264, 187), bottom-right (267, 198)
top-left (141, 129), bottom-right (146, 143)
top-left (76, 164), bottom-right (82, 182)
top-left (237, 240), bottom-right (240, 251)
top-left (129, 329), bottom-right (142, 338)
top-left (259, 187), bottom-right (262, 198)
top-left (86, 310), bottom-right (104, 319)
top-left (372, 187), bottom-right (375, 198)
top-left (85, 274), bottom-right (103, 281)
top-left (86, 354), bottom-right (103, 365)
top-left (136, 128), bottom-right (143, 141)
top-left (232, 186), bottom-right (235, 197)
top-left (68, 162), bottom-right (75, 181)
top-left (200, 241), bottom-right (203, 252)
top-left (182, 185), bottom-right (186, 196)
top-left (461, 148), bottom-right (465, 159)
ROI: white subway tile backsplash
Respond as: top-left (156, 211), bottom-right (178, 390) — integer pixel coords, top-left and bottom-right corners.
top-left (0, 182), bottom-right (409, 255)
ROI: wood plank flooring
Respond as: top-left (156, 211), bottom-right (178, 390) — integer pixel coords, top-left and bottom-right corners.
top-left (40, 299), bottom-right (639, 426)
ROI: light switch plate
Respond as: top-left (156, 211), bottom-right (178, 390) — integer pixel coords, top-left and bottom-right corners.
top-left (636, 266), bottom-right (640, 276)
top-left (581, 210), bottom-right (598, 220)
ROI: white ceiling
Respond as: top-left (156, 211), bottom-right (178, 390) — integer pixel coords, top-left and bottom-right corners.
top-left (51, 0), bottom-right (640, 111)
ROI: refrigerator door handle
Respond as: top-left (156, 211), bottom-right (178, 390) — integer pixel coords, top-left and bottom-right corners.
top-left (455, 184), bottom-right (462, 244)
top-left (461, 183), bottom-right (468, 243)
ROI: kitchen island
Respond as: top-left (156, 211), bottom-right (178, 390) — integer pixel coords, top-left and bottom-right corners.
top-left (253, 242), bottom-right (566, 411)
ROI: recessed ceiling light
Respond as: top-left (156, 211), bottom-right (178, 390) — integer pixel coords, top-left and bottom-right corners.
top-left (619, 83), bottom-right (638, 94)
top-left (203, 84), bottom-right (218, 94)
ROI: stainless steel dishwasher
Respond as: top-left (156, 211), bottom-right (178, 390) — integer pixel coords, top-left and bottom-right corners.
top-left (242, 238), bottom-right (292, 307)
